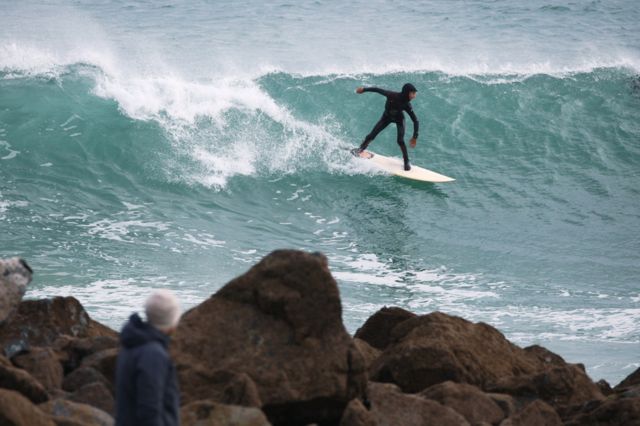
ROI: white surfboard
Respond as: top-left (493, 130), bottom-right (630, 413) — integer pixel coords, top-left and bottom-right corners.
top-left (352, 149), bottom-right (455, 183)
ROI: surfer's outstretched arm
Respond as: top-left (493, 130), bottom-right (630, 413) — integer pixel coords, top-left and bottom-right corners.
top-left (356, 87), bottom-right (392, 97)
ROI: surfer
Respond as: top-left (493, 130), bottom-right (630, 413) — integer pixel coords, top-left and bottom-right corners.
top-left (353, 83), bottom-right (419, 171)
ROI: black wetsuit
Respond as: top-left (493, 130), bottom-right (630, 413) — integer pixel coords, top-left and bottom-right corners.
top-left (358, 85), bottom-right (419, 168)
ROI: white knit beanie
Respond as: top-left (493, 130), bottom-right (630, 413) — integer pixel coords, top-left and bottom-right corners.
top-left (145, 289), bottom-right (181, 331)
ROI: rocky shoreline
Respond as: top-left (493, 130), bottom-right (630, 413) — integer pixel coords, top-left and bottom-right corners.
top-left (1, 250), bottom-right (639, 425)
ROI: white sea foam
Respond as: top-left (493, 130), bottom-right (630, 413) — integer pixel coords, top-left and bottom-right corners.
top-left (81, 219), bottom-right (170, 243)
top-left (3, 36), bottom-right (637, 83)
top-left (332, 253), bottom-right (490, 296)
top-left (333, 250), bottom-right (640, 345)
top-left (91, 73), bottom-right (352, 188)
top-left (3, 0), bottom-right (640, 80)
top-left (0, 140), bottom-right (20, 160)
top-left (26, 277), bottom-right (204, 330)
top-left (0, 198), bottom-right (28, 220)
top-left (182, 233), bottom-right (226, 248)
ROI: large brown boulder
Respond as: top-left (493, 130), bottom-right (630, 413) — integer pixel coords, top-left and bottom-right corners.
top-left (339, 398), bottom-right (376, 426)
top-left (499, 400), bottom-right (562, 426)
top-left (39, 399), bottom-right (114, 426)
top-left (79, 348), bottom-right (118, 390)
top-left (172, 250), bottom-right (367, 426)
top-left (68, 381), bottom-right (115, 416)
top-left (420, 381), bottom-right (506, 425)
top-left (0, 297), bottom-right (116, 358)
top-left (487, 365), bottom-right (604, 412)
top-left (53, 335), bottom-right (118, 375)
top-left (369, 311), bottom-right (541, 392)
top-left (0, 258), bottom-right (32, 324)
top-left (563, 396), bottom-right (640, 425)
top-left (615, 367), bottom-right (640, 392)
top-left (180, 400), bottom-right (271, 426)
top-left (12, 347), bottom-right (64, 391)
top-left (0, 388), bottom-right (55, 426)
top-left (177, 369), bottom-right (263, 408)
top-left (487, 393), bottom-right (519, 419)
top-left (354, 307), bottom-right (416, 350)
top-left (353, 338), bottom-right (381, 378)
top-left (0, 353), bottom-right (49, 403)
top-left (62, 366), bottom-right (111, 394)
top-left (523, 345), bottom-right (568, 367)
top-left (368, 309), bottom-right (605, 414)
top-left (367, 381), bottom-right (470, 426)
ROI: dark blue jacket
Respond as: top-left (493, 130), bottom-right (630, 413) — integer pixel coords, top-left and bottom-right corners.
top-left (115, 314), bottom-right (180, 426)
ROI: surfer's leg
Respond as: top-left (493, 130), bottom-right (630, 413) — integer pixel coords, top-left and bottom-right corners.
top-left (359, 115), bottom-right (391, 151)
top-left (396, 120), bottom-right (411, 171)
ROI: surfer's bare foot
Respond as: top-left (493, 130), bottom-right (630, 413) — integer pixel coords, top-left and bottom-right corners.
top-left (404, 161), bottom-right (411, 171)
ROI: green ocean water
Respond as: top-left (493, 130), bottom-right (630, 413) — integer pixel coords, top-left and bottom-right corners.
top-left (1, 0), bottom-right (639, 385)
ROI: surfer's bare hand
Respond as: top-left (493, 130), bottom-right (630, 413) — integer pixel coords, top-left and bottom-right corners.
top-left (356, 87), bottom-right (364, 94)
top-left (410, 138), bottom-right (417, 148)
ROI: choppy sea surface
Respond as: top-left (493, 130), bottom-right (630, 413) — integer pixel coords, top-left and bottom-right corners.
top-left (1, 0), bottom-right (639, 385)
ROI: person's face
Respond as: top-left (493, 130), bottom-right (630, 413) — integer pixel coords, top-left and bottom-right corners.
top-left (409, 91), bottom-right (417, 100)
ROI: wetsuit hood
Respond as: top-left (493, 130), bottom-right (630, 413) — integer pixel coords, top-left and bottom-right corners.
top-left (120, 313), bottom-right (170, 349)
top-left (401, 83), bottom-right (417, 98)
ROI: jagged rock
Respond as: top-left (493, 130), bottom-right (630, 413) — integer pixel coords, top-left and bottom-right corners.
top-left (68, 381), bottom-right (115, 416)
top-left (563, 396), bottom-right (640, 425)
top-left (0, 353), bottom-right (49, 403)
top-left (39, 399), bottom-right (114, 426)
top-left (62, 366), bottom-right (111, 394)
top-left (353, 338), bottom-right (381, 378)
top-left (215, 371), bottom-right (262, 407)
top-left (499, 399), bottom-right (562, 426)
top-left (79, 348), bottom-right (118, 390)
top-left (180, 400), bottom-right (271, 426)
top-left (0, 257), bottom-right (32, 324)
top-left (339, 398), bottom-right (376, 426)
top-left (596, 379), bottom-right (613, 396)
top-left (53, 335), bottom-right (118, 375)
top-left (0, 388), bottom-right (55, 426)
top-left (12, 347), bottom-right (64, 391)
top-left (615, 367), bottom-right (640, 391)
top-left (369, 311), bottom-right (541, 393)
top-left (0, 297), bottom-right (116, 358)
top-left (621, 386), bottom-right (640, 399)
top-left (366, 309), bottom-right (605, 415)
top-left (367, 381), bottom-right (470, 426)
top-left (420, 381), bottom-right (506, 425)
top-left (172, 250), bottom-right (367, 425)
top-left (523, 345), bottom-right (567, 367)
top-left (487, 393), bottom-right (519, 419)
top-left (354, 307), bottom-right (416, 350)
top-left (487, 365), bottom-right (604, 411)
top-left (178, 368), bottom-right (263, 408)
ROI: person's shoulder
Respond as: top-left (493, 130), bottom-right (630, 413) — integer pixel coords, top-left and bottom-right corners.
top-left (139, 340), bottom-right (170, 361)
